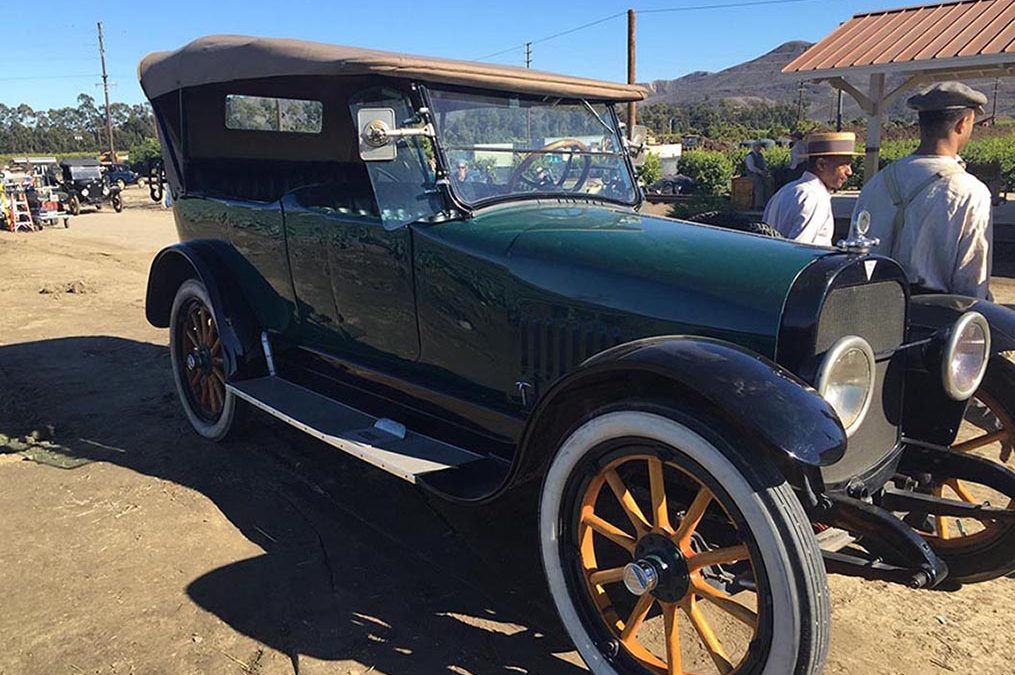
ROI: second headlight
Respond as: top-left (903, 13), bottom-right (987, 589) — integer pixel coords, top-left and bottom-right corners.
top-left (816, 335), bottom-right (876, 437)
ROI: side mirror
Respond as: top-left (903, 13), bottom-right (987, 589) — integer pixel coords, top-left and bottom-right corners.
top-left (627, 124), bottom-right (649, 167)
top-left (357, 107), bottom-right (435, 162)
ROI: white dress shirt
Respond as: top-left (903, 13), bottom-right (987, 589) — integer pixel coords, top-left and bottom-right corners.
top-left (763, 171), bottom-right (834, 246)
top-left (853, 155), bottom-right (993, 299)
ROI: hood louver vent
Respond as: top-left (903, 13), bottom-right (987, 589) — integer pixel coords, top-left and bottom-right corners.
top-left (520, 312), bottom-right (624, 384)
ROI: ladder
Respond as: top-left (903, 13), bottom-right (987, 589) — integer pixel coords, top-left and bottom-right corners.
top-left (7, 189), bottom-right (33, 232)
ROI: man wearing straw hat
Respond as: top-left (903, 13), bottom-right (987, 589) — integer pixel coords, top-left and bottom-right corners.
top-left (854, 82), bottom-right (992, 299)
top-left (762, 131), bottom-right (858, 246)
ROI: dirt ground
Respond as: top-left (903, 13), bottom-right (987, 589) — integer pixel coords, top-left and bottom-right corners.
top-left (1, 188), bottom-right (1014, 675)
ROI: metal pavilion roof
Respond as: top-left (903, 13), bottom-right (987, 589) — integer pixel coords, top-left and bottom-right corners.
top-left (783, 0), bottom-right (1015, 80)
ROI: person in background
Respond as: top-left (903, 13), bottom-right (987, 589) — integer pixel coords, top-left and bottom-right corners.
top-left (744, 142), bottom-right (770, 209)
top-left (763, 132), bottom-right (858, 246)
top-left (788, 132), bottom-right (807, 181)
top-left (853, 82), bottom-right (992, 299)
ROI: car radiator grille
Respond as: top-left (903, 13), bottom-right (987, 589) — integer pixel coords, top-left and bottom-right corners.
top-left (815, 280), bottom-right (907, 486)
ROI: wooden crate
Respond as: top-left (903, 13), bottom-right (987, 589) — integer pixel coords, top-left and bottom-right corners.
top-left (731, 176), bottom-right (753, 210)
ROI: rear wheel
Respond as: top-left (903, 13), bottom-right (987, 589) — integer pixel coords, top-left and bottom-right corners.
top-left (67, 195), bottom-right (80, 216)
top-left (111, 192), bottom-right (123, 213)
top-left (923, 357), bottom-right (1015, 583)
top-left (540, 407), bottom-right (829, 674)
top-left (169, 279), bottom-right (236, 441)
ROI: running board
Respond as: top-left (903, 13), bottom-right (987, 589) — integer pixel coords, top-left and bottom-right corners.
top-left (227, 376), bottom-right (485, 484)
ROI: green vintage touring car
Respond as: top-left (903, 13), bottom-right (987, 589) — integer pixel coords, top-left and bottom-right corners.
top-left (140, 35), bottom-right (1015, 674)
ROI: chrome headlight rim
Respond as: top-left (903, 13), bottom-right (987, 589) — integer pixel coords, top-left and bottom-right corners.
top-left (816, 335), bottom-right (876, 437)
top-left (941, 311), bottom-right (991, 401)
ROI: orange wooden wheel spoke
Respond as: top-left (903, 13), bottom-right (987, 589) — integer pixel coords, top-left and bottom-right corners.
top-left (945, 479), bottom-right (979, 505)
top-left (212, 369), bottom-right (226, 385)
top-left (684, 596), bottom-right (734, 674)
top-left (190, 311), bottom-right (203, 342)
top-left (210, 337), bottom-right (221, 355)
top-left (588, 566), bottom-right (627, 586)
top-left (932, 485), bottom-right (949, 540)
top-left (692, 577), bottom-right (757, 628)
top-left (662, 602), bottom-right (682, 675)
top-left (605, 469), bottom-right (651, 536)
top-left (185, 330), bottom-right (199, 348)
top-left (649, 457), bottom-right (673, 533)
top-left (687, 544), bottom-right (750, 573)
top-left (620, 593), bottom-right (654, 644)
top-left (953, 429), bottom-right (1009, 453)
top-left (674, 486), bottom-right (713, 550)
top-left (582, 509), bottom-right (637, 553)
top-left (187, 369), bottom-right (201, 391)
top-left (209, 379), bottom-right (222, 413)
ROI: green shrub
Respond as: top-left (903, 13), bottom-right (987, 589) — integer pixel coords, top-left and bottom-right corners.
top-left (128, 137), bottom-right (162, 167)
top-left (679, 150), bottom-right (734, 196)
top-left (668, 194), bottom-right (730, 220)
top-left (637, 151), bottom-right (663, 186)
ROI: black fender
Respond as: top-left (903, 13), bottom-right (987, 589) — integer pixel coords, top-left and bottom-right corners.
top-left (904, 294), bottom-right (1015, 445)
top-left (910, 294), bottom-right (1015, 353)
top-left (146, 240), bottom-right (289, 378)
top-left (514, 335), bottom-right (847, 491)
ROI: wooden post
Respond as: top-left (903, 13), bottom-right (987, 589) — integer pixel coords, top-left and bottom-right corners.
top-left (864, 73), bottom-right (885, 184)
top-left (627, 8), bottom-right (636, 138)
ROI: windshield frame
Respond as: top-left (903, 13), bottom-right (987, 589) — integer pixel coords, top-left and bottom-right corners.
top-left (420, 85), bottom-right (641, 213)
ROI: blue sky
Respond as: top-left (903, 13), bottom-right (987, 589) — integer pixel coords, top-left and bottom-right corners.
top-left (8, 0), bottom-right (897, 110)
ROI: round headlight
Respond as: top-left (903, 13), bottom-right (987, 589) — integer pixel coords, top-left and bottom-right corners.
top-left (81, 188), bottom-right (89, 197)
top-left (942, 312), bottom-right (990, 401)
top-left (816, 335), bottom-right (876, 436)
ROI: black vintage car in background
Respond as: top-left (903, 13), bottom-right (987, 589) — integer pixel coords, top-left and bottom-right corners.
top-left (52, 158), bottom-right (123, 215)
top-left (138, 35), bottom-right (1015, 675)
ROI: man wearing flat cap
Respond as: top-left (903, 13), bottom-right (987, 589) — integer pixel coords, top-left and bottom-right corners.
top-left (854, 81), bottom-right (993, 299)
top-left (763, 131), bottom-right (857, 246)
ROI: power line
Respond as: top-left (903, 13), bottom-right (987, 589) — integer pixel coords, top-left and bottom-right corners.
top-left (474, 11), bottom-right (626, 61)
top-left (474, 0), bottom-right (814, 63)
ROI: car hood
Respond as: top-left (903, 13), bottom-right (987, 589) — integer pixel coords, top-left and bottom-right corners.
top-left (422, 202), bottom-right (836, 355)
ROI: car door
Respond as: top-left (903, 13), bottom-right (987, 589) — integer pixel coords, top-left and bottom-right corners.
top-left (283, 178), bottom-right (419, 366)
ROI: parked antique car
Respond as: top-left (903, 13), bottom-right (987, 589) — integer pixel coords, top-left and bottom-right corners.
top-left (52, 158), bottom-right (123, 215)
top-left (140, 36), bottom-right (1015, 674)
top-left (105, 162), bottom-right (142, 190)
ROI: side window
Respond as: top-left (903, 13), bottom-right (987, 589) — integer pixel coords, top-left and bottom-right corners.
top-left (349, 87), bottom-right (441, 230)
top-left (225, 94), bottom-right (323, 134)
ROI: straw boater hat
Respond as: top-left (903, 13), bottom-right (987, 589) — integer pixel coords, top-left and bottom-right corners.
top-left (804, 131), bottom-right (860, 158)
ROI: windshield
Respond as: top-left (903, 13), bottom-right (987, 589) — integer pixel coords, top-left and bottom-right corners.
top-left (69, 166), bottom-right (102, 180)
top-left (429, 89), bottom-right (638, 207)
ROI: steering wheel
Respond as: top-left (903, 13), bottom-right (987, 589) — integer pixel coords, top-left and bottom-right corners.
top-left (509, 138), bottom-right (593, 193)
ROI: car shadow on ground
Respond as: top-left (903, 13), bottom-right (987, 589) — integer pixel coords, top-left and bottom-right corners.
top-left (0, 336), bottom-right (586, 674)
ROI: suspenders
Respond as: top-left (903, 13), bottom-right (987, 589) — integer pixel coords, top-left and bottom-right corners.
top-left (883, 161), bottom-right (963, 260)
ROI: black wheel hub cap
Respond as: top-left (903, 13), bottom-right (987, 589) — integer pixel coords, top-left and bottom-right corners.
top-left (626, 533), bottom-right (691, 603)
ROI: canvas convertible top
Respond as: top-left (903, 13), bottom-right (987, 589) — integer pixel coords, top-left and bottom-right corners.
top-left (138, 34), bottom-right (646, 102)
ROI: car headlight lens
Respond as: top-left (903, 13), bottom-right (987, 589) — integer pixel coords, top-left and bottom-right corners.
top-left (817, 335), bottom-right (876, 436)
top-left (81, 188), bottom-right (89, 197)
top-left (942, 312), bottom-right (990, 400)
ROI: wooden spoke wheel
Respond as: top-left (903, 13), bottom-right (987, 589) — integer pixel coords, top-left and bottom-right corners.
top-left (169, 279), bottom-right (237, 441)
top-left (577, 454), bottom-right (759, 674)
top-left (177, 299), bottom-right (226, 421)
top-left (540, 409), bottom-right (830, 675)
top-left (922, 358), bottom-right (1015, 583)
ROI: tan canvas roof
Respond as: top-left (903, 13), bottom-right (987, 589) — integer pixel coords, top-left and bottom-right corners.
top-left (784, 0), bottom-right (1015, 79)
top-left (139, 34), bottom-right (646, 102)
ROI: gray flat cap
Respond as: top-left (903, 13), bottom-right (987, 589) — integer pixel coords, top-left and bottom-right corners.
top-left (907, 81), bottom-right (987, 114)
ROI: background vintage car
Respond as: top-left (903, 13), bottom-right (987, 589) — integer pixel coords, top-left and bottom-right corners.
top-left (138, 35), bottom-right (1011, 675)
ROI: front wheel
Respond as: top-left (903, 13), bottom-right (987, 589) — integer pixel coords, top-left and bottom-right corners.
top-left (923, 356), bottom-right (1015, 583)
top-left (111, 192), bottom-right (123, 213)
top-left (169, 279), bottom-right (237, 440)
top-left (540, 408), bottom-right (829, 674)
top-left (67, 195), bottom-right (80, 216)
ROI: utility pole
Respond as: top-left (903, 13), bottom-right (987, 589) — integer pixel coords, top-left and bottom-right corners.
top-left (524, 42), bottom-right (532, 69)
top-left (627, 8), bottom-right (636, 138)
top-left (836, 89), bottom-right (843, 131)
top-left (796, 81), bottom-right (804, 123)
top-left (97, 22), bottom-right (115, 161)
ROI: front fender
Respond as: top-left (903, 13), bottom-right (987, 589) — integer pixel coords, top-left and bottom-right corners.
top-left (910, 294), bottom-right (1015, 353)
top-left (145, 240), bottom-right (276, 378)
top-left (522, 336), bottom-right (847, 476)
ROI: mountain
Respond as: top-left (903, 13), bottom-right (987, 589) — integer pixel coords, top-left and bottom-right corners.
top-left (641, 41), bottom-right (1011, 121)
